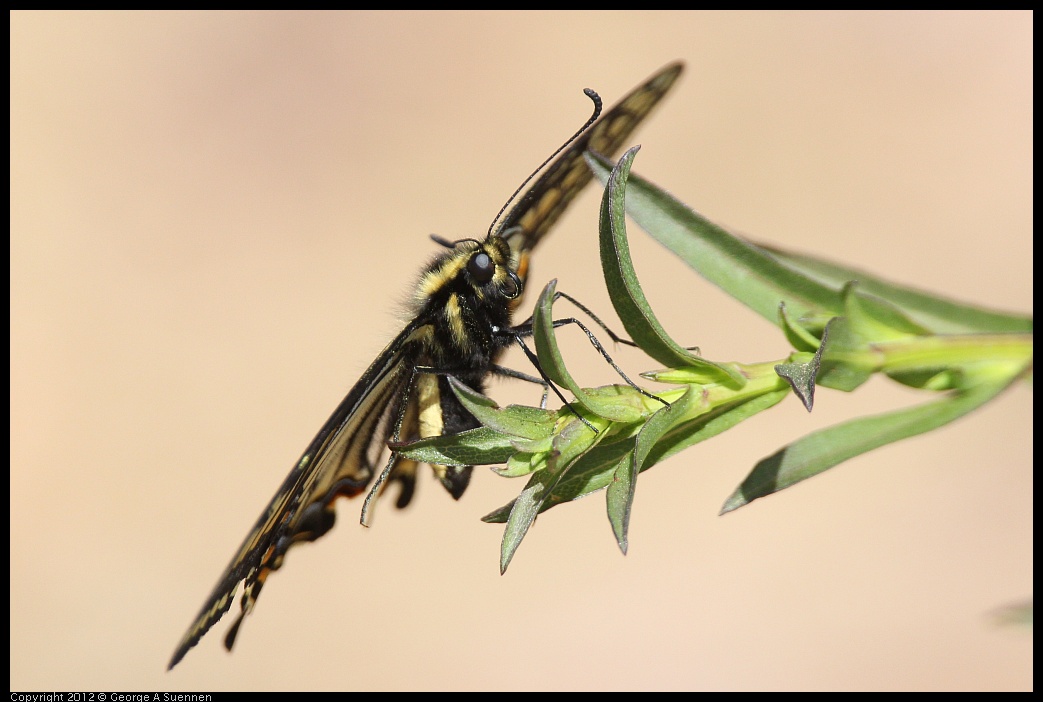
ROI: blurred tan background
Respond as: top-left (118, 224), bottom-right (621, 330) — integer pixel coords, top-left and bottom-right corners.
top-left (11, 11), bottom-right (1031, 691)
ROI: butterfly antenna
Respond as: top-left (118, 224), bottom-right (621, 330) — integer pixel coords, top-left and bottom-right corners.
top-left (487, 88), bottom-right (603, 239)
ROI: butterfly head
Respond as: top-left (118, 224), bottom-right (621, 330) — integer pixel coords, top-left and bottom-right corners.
top-left (417, 235), bottom-right (521, 312)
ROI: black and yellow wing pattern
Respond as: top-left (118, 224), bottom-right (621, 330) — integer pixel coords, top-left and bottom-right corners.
top-left (496, 61), bottom-right (684, 291)
top-left (169, 61), bottom-right (683, 670)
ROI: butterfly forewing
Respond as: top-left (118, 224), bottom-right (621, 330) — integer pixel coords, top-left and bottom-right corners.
top-left (169, 61), bottom-right (683, 669)
top-left (497, 61), bottom-right (683, 288)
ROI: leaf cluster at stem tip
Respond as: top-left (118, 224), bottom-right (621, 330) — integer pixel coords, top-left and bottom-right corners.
top-left (396, 146), bottom-right (1032, 573)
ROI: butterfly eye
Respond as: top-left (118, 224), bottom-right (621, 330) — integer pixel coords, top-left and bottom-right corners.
top-left (468, 252), bottom-right (495, 283)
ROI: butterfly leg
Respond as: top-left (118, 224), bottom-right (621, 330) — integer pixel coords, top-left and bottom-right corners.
top-left (490, 364), bottom-right (551, 408)
top-left (517, 290), bottom-right (700, 354)
top-left (510, 300), bottom-right (668, 409)
top-left (505, 333), bottom-right (599, 433)
top-left (359, 368), bottom-right (420, 527)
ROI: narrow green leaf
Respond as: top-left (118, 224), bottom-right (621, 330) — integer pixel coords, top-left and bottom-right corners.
top-left (758, 243), bottom-right (1034, 335)
top-left (522, 434), bottom-right (637, 513)
top-left (447, 376), bottom-right (557, 440)
top-left (840, 281), bottom-right (931, 340)
top-left (394, 426), bottom-right (517, 466)
top-left (533, 279), bottom-right (649, 423)
top-left (483, 434), bottom-right (638, 524)
top-left (604, 451), bottom-right (635, 554)
top-left (608, 386), bottom-right (699, 553)
top-left (721, 375), bottom-right (1022, 514)
top-left (598, 148), bottom-right (743, 386)
top-left (480, 501), bottom-right (513, 524)
top-left (500, 417), bottom-right (603, 573)
top-left (774, 318), bottom-right (831, 411)
top-left (774, 362), bottom-right (817, 412)
top-left (591, 153), bottom-right (998, 348)
top-left (492, 450), bottom-right (548, 478)
top-left (644, 389), bottom-right (790, 470)
top-left (778, 301), bottom-right (822, 353)
top-left (589, 151), bottom-right (843, 326)
top-left (500, 459), bottom-right (564, 574)
top-left (874, 332), bottom-right (1033, 391)
top-left (507, 434), bottom-right (555, 455)
top-left (582, 383), bottom-right (666, 417)
top-left (816, 316), bottom-right (880, 391)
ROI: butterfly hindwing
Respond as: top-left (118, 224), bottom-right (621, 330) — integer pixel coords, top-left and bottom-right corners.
top-left (169, 320), bottom-right (428, 668)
